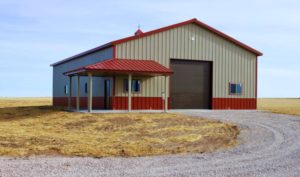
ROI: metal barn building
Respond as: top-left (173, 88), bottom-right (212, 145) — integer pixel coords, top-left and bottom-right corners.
top-left (51, 18), bottom-right (262, 112)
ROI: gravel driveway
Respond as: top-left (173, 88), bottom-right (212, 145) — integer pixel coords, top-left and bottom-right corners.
top-left (1, 110), bottom-right (300, 177)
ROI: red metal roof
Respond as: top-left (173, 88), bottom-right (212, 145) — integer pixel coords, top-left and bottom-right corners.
top-left (51, 42), bottom-right (112, 66)
top-left (65, 59), bottom-right (173, 76)
top-left (111, 18), bottom-right (263, 56)
top-left (52, 18), bottom-right (262, 66)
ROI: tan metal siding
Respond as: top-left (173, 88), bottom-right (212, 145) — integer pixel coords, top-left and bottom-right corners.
top-left (115, 23), bottom-right (256, 98)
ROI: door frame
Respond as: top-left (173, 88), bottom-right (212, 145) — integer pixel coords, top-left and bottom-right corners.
top-left (169, 58), bottom-right (213, 109)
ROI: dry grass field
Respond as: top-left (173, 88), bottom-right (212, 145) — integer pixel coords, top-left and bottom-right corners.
top-left (0, 97), bottom-right (52, 108)
top-left (258, 98), bottom-right (300, 116)
top-left (0, 98), bottom-right (238, 157)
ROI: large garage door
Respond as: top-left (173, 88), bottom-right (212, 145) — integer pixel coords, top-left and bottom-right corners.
top-left (170, 59), bottom-right (212, 109)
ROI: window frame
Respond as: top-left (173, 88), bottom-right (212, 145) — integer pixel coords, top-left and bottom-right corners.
top-left (229, 82), bottom-right (242, 95)
top-left (132, 79), bottom-right (141, 93)
top-left (123, 79), bottom-right (141, 93)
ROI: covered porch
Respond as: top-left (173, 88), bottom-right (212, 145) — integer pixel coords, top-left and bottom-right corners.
top-left (64, 59), bottom-right (173, 113)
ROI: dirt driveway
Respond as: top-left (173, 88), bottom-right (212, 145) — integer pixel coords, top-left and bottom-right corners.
top-left (0, 110), bottom-right (300, 177)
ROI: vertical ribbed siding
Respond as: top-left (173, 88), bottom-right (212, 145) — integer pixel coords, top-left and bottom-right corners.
top-left (115, 23), bottom-right (256, 98)
top-left (53, 47), bottom-right (113, 97)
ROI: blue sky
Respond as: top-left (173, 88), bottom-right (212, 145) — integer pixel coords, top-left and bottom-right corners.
top-left (0, 0), bottom-right (299, 97)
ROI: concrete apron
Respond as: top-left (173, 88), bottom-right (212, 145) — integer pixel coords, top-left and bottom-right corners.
top-left (65, 109), bottom-right (222, 113)
top-left (66, 109), bottom-right (168, 113)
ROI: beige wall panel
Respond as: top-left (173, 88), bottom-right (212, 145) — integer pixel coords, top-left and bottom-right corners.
top-left (115, 23), bottom-right (256, 98)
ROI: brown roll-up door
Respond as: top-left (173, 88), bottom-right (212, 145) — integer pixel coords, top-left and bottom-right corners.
top-left (170, 59), bottom-right (212, 109)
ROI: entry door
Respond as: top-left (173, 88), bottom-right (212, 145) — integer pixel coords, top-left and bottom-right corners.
top-left (104, 79), bottom-right (111, 109)
top-left (170, 59), bottom-right (212, 109)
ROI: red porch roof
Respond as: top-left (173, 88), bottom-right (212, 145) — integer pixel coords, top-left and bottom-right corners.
top-left (64, 59), bottom-right (173, 76)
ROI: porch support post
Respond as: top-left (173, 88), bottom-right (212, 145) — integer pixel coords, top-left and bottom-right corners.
top-left (128, 74), bottom-right (132, 112)
top-left (88, 73), bottom-right (93, 113)
top-left (68, 76), bottom-right (72, 109)
top-left (164, 75), bottom-right (168, 112)
top-left (76, 75), bottom-right (80, 111)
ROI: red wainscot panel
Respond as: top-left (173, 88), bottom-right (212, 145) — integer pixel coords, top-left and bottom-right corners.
top-left (112, 97), bottom-right (171, 110)
top-left (53, 97), bottom-right (105, 109)
top-left (53, 97), bottom-right (171, 110)
top-left (53, 97), bottom-right (68, 107)
top-left (212, 98), bottom-right (257, 110)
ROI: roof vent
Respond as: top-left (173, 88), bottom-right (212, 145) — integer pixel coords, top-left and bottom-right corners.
top-left (134, 29), bottom-right (143, 36)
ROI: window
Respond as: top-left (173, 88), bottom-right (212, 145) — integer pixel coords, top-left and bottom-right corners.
top-left (229, 83), bottom-right (242, 95)
top-left (124, 79), bottom-right (128, 92)
top-left (64, 85), bottom-right (68, 95)
top-left (124, 79), bottom-right (141, 93)
top-left (85, 83), bottom-right (88, 93)
top-left (132, 80), bottom-right (141, 92)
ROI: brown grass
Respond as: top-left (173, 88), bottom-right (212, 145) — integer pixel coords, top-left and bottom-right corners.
top-left (258, 98), bottom-right (300, 116)
top-left (0, 98), bottom-right (239, 157)
top-left (0, 97), bottom-right (51, 108)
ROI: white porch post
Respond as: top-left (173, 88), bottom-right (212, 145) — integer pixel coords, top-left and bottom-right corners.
top-left (76, 75), bottom-right (80, 111)
top-left (128, 74), bottom-right (132, 112)
top-left (164, 75), bottom-right (168, 112)
top-left (68, 76), bottom-right (72, 109)
top-left (88, 73), bottom-right (93, 112)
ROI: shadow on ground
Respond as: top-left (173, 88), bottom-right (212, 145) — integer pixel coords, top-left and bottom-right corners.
top-left (0, 106), bottom-right (63, 122)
